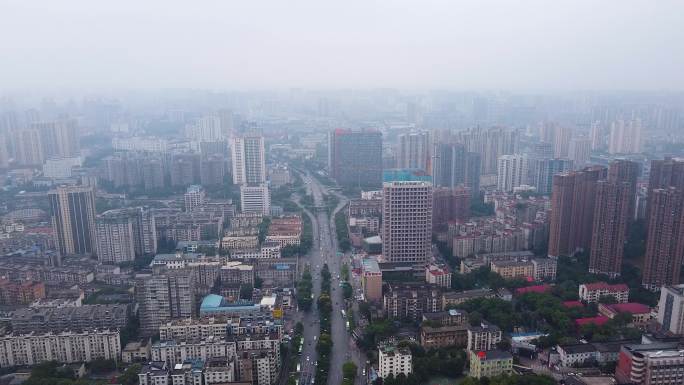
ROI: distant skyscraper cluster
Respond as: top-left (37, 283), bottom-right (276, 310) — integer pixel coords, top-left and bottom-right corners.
top-left (609, 119), bottom-right (642, 154)
top-left (328, 129), bottom-right (383, 187)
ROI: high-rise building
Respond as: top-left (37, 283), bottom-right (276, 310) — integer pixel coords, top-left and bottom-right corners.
top-left (608, 159), bottom-right (640, 220)
top-left (432, 187), bottom-right (470, 231)
top-left (642, 188), bottom-right (684, 290)
top-left (532, 158), bottom-right (573, 195)
top-left (657, 285), bottom-right (684, 335)
top-left (185, 116), bottom-right (222, 142)
top-left (497, 154), bottom-right (528, 192)
top-left (96, 208), bottom-right (157, 263)
top-left (432, 143), bottom-right (480, 196)
top-left (548, 166), bottom-right (606, 258)
top-left (96, 211), bottom-right (136, 264)
top-left (454, 127), bottom-right (518, 176)
top-left (170, 153), bottom-right (201, 187)
top-left (433, 143), bottom-right (464, 188)
top-left (382, 181), bottom-right (433, 265)
top-left (398, 131), bottom-right (430, 172)
top-left (590, 121), bottom-right (603, 151)
top-left (0, 135), bottom-right (9, 169)
top-left (647, 158), bottom-right (684, 223)
top-left (589, 181), bottom-right (632, 277)
top-left (568, 137), bottom-right (592, 168)
top-left (200, 155), bottom-right (225, 186)
top-left (13, 128), bottom-right (44, 166)
top-left (328, 129), bottom-right (383, 187)
top-left (231, 133), bottom-right (266, 185)
top-left (31, 120), bottom-right (80, 159)
top-left (136, 272), bottom-right (196, 336)
top-left (48, 185), bottom-right (97, 264)
top-left (184, 185), bottom-right (206, 212)
top-left (609, 119), bottom-right (642, 154)
top-left (240, 184), bottom-right (271, 216)
top-left (218, 109), bottom-right (234, 139)
top-left (553, 126), bottom-right (573, 158)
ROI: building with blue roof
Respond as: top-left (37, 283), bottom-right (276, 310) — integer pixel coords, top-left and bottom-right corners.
top-left (383, 168), bottom-right (432, 183)
top-left (199, 294), bottom-right (262, 317)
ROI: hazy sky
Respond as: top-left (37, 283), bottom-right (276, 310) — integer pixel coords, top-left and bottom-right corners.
top-left (1, 1), bottom-right (683, 91)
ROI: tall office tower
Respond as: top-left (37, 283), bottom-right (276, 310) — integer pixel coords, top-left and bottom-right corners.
top-left (609, 119), bottom-right (642, 154)
top-left (432, 143), bottom-right (481, 196)
top-left (142, 159), bottom-right (166, 192)
top-left (136, 272), bottom-right (195, 336)
top-left (170, 153), bottom-right (201, 187)
top-left (240, 184), bottom-right (271, 215)
top-left (454, 127), bottom-right (518, 176)
top-left (398, 131), bottom-right (430, 172)
top-left (589, 180), bottom-right (632, 277)
top-left (31, 120), bottom-right (80, 158)
top-left (497, 154), bottom-right (528, 192)
top-left (432, 186), bottom-right (470, 231)
top-left (232, 133), bottom-right (266, 185)
top-left (13, 128), bottom-right (44, 166)
top-left (433, 143), bottom-right (466, 188)
top-left (48, 185), bottom-right (97, 264)
top-left (328, 129), bottom-right (383, 187)
top-left (96, 210), bottom-right (136, 263)
top-left (548, 166), bottom-right (607, 258)
top-left (0, 134), bottom-right (8, 169)
top-left (465, 152), bottom-right (482, 199)
top-left (590, 121), bottom-right (603, 151)
top-left (642, 188), bottom-right (684, 290)
top-left (200, 155), bottom-right (226, 186)
top-left (185, 116), bottom-right (223, 142)
top-left (647, 158), bottom-right (684, 223)
top-left (608, 159), bottom-right (640, 221)
top-left (532, 141), bottom-right (554, 160)
top-left (218, 109), bottom-right (234, 139)
top-left (532, 158), bottom-right (573, 195)
top-left (552, 126), bottom-right (573, 158)
top-left (382, 181), bottom-right (433, 265)
top-left (568, 137), bottom-right (592, 168)
top-left (184, 185), bottom-right (206, 212)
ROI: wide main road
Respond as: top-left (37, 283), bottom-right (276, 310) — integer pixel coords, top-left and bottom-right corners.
top-left (302, 172), bottom-right (366, 385)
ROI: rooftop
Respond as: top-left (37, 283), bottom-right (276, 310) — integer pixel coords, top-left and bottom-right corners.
top-left (581, 282), bottom-right (629, 292)
top-left (604, 302), bottom-right (650, 314)
top-left (473, 350), bottom-right (512, 361)
top-left (575, 316), bottom-right (610, 327)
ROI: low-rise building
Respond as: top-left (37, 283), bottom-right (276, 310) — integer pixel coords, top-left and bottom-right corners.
top-left (378, 345), bottom-right (412, 379)
top-left (420, 325), bottom-right (468, 349)
top-left (598, 303), bottom-right (652, 328)
top-left (578, 282), bottom-right (629, 304)
top-left (442, 289), bottom-right (494, 308)
top-left (469, 350), bottom-right (513, 379)
top-left (151, 337), bottom-right (237, 367)
top-left (467, 321), bottom-right (502, 352)
top-left (383, 283), bottom-right (442, 322)
top-left (361, 258), bottom-right (383, 302)
top-left (556, 344), bottom-right (598, 367)
top-left (0, 330), bottom-right (121, 367)
top-left (122, 338), bottom-right (151, 363)
top-left (616, 342), bottom-right (684, 385)
top-left (11, 304), bottom-right (129, 334)
top-left (490, 260), bottom-right (534, 280)
top-left (531, 258), bottom-right (557, 281)
top-left (425, 264), bottom-right (452, 288)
